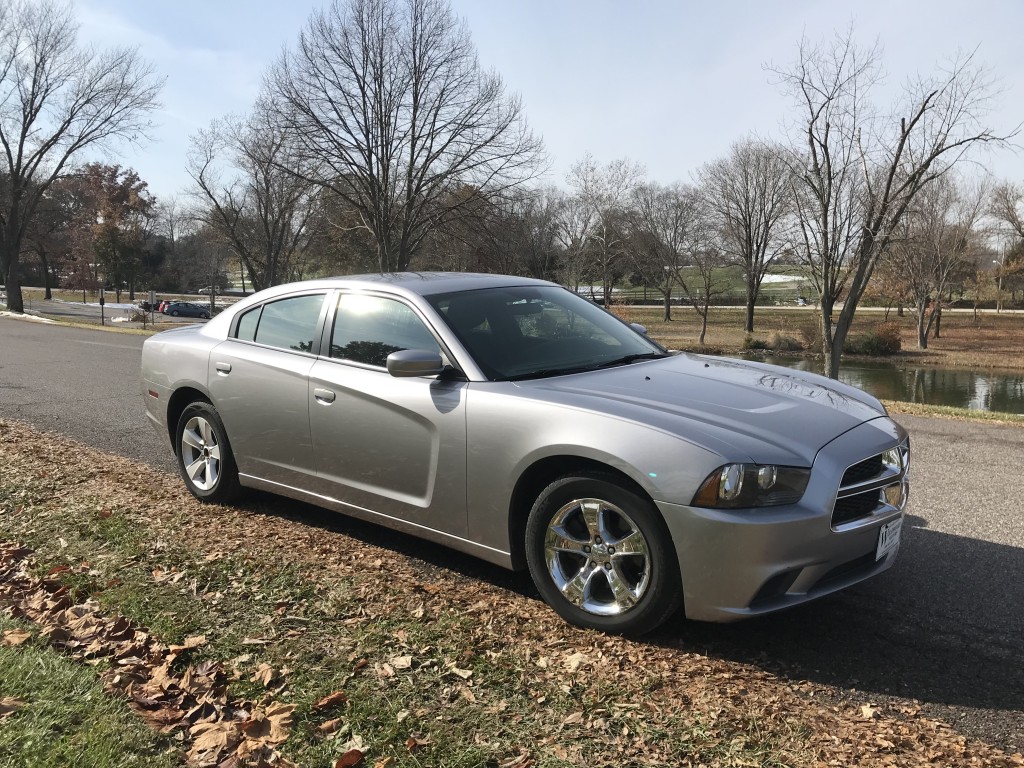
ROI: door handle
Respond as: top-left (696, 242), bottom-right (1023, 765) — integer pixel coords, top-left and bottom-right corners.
top-left (313, 387), bottom-right (336, 404)
top-left (215, 362), bottom-right (232, 374)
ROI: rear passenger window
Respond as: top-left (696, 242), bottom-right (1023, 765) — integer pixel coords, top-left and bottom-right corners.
top-left (331, 294), bottom-right (440, 367)
top-left (246, 294), bottom-right (325, 353)
top-left (235, 307), bottom-right (260, 341)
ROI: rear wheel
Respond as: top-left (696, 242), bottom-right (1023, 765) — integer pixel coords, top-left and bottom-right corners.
top-left (525, 473), bottom-right (681, 635)
top-left (175, 402), bottom-right (241, 503)
top-left (171, 310), bottom-right (180, 316)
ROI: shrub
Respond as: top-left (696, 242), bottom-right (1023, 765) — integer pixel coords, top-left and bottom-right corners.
top-left (768, 333), bottom-right (803, 352)
top-left (798, 322), bottom-right (821, 350)
top-left (846, 322), bottom-right (902, 356)
top-left (742, 335), bottom-right (770, 351)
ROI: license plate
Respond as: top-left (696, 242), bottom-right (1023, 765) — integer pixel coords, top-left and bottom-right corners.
top-left (876, 518), bottom-right (902, 560)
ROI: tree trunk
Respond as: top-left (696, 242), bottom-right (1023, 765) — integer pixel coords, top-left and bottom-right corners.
top-left (916, 299), bottom-right (930, 350)
top-left (933, 306), bottom-right (942, 338)
top-left (39, 252), bottom-right (52, 300)
top-left (663, 293), bottom-right (671, 321)
top-left (744, 295), bottom-right (755, 333)
top-left (3, 267), bottom-right (24, 312)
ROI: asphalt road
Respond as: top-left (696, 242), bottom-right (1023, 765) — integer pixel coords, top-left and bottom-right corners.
top-left (0, 315), bottom-right (1021, 751)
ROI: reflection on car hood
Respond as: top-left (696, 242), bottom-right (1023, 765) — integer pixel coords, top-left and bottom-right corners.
top-left (524, 353), bottom-right (886, 466)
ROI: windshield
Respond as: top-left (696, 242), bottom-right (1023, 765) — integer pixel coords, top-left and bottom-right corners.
top-left (428, 286), bottom-right (666, 381)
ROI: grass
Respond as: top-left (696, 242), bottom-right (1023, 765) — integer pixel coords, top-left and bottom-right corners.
top-left (0, 615), bottom-right (177, 768)
top-left (613, 304), bottom-right (1024, 372)
top-left (883, 400), bottom-right (1024, 424)
top-left (0, 419), bottom-right (1017, 767)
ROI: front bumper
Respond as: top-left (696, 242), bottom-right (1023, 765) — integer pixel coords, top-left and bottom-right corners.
top-left (660, 417), bottom-right (909, 622)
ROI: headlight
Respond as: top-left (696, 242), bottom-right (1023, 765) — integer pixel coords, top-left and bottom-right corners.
top-left (692, 464), bottom-right (810, 508)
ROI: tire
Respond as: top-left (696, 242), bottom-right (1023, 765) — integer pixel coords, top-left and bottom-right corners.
top-left (171, 310), bottom-right (180, 316)
top-left (175, 402), bottom-right (241, 503)
top-left (202, 313), bottom-right (210, 319)
top-left (526, 473), bottom-right (682, 635)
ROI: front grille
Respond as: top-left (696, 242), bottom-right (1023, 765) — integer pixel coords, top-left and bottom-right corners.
top-left (832, 493), bottom-right (880, 526)
top-left (830, 440), bottom-right (908, 529)
top-left (842, 455), bottom-right (883, 487)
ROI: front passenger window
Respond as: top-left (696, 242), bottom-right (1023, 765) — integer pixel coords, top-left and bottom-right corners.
top-left (331, 294), bottom-right (440, 367)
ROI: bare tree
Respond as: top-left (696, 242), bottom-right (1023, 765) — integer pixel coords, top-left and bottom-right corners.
top-left (553, 191), bottom-right (594, 292)
top-left (697, 140), bottom-right (791, 332)
top-left (266, 0), bottom-right (544, 273)
top-left (627, 182), bottom-right (701, 321)
top-left (0, 0), bottom-right (161, 312)
top-left (676, 210), bottom-right (730, 345)
top-left (773, 30), bottom-right (1011, 377)
top-left (187, 109), bottom-right (319, 291)
top-left (567, 154), bottom-right (644, 307)
top-left (888, 174), bottom-right (988, 348)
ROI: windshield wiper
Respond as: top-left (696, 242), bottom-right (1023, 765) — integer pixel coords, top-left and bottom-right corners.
top-left (592, 352), bottom-right (669, 369)
top-left (500, 352), bottom-right (668, 382)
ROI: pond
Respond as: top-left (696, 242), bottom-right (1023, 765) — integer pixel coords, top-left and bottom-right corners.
top-left (740, 355), bottom-right (1024, 415)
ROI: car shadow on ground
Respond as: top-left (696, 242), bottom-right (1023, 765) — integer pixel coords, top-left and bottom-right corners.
top-left (242, 497), bottom-right (1023, 746)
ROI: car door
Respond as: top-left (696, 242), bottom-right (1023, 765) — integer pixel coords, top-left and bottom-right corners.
top-left (307, 291), bottom-right (469, 536)
top-left (208, 291), bottom-right (329, 488)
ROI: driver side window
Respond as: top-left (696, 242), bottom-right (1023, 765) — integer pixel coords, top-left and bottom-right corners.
top-left (330, 294), bottom-right (440, 368)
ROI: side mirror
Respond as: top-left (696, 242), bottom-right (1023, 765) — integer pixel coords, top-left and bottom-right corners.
top-left (386, 349), bottom-right (446, 378)
top-left (629, 322), bottom-right (648, 335)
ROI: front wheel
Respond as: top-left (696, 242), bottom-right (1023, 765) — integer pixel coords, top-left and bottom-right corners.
top-left (171, 310), bottom-right (180, 316)
top-left (175, 402), bottom-right (241, 503)
top-left (525, 473), bottom-right (682, 635)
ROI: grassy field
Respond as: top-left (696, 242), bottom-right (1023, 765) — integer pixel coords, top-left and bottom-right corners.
top-left (612, 304), bottom-right (1024, 372)
top-left (1, 420), bottom-right (1020, 768)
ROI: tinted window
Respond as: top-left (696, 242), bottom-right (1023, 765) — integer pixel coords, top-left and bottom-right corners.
top-left (429, 286), bottom-right (664, 380)
top-left (251, 294), bottom-right (325, 353)
top-left (330, 294), bottom-right (440, 367)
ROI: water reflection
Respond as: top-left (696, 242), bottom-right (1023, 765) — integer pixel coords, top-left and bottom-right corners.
top-left (740, 355), bottom-right (1024, 415)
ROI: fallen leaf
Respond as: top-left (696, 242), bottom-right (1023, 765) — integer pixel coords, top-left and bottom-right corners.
top-left (188, 720), bottom-right (242, 762)
top-left (564, 651), bottom-right (586, 673)
top-left (406, 735), bottom-right (431, 752)
top-left (264, 702), bottom-right (296, 743)
top-left (251, 662), bottom-right (276, 687)
top-left (373, 758), bottom-right (396, 768)
top-left (314, 691), bottom-right (349, 710)
top-left (318, 717), bottom-right (345, 736)
top-left (390, 655), bottom-right (413, 670)
top-left (334, 748), bottom-right (365, 767)
top-left (449, 665), bottom-right (473, 680)
top-left (0, 697), bottom-right (26, 719)
top-left (861, 703), bottom-right (879, 719)
top-left (2, 628), bottom-right (31, 646)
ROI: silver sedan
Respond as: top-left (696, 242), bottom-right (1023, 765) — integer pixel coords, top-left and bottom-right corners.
top-left (141, 273), bottom-right (909, 634)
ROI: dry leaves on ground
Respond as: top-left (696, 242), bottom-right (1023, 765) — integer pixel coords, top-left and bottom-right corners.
top-left (0, 542), bottom-right (297, 767)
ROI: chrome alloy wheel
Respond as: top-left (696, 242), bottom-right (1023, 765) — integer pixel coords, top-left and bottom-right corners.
top-left (180, 415), bottom-right (222, 491)
top-left (543, 498), bottom-right (651, 616)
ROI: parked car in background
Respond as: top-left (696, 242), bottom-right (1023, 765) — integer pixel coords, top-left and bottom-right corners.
top-left (163, 301), bottom-right (211, 319)
top-left (197, 286), bottom-right (222, 295)
top-left (141, 273), bottom-right (909, 634)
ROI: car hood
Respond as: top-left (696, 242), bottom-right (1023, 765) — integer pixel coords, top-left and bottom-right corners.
top-left (521, 353), bottom-right (887, 466)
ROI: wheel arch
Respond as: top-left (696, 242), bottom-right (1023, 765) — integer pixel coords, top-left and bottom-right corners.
top-left (507, 455), bottom-right (655, 571)
top-left (166, 386), bottom-right (212, 447)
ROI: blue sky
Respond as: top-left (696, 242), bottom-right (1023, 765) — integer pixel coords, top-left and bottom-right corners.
top-left (75, 0), bottom-right (1024, 202)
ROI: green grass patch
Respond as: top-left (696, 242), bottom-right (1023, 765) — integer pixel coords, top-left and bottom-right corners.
top-left (0, 617), bottom-right (177, 768)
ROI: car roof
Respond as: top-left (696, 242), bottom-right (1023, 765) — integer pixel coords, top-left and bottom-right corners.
top-left (257, 272), bottom-right (557, 300)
